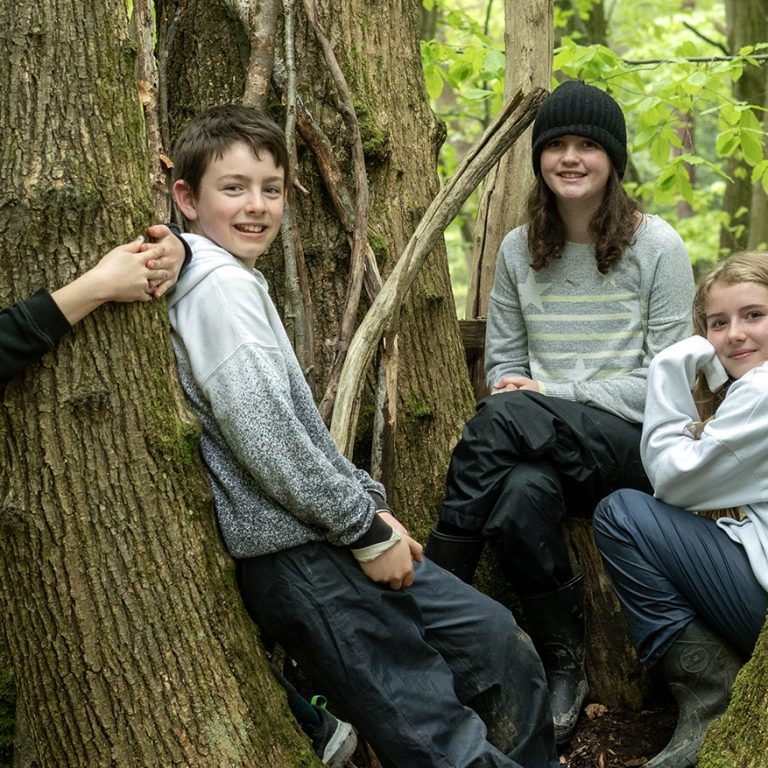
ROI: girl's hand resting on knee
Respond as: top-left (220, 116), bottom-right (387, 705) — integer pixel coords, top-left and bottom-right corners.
top-left (492, 375), bottom-right (540, 393)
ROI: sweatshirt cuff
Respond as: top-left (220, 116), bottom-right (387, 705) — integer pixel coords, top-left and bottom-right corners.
top-left (168, 222), bottom-right (193, 270)
top-left (351, 528), bottom-right (402, 563)
top-left (368, 490), bottom-right (392, 514)
top-left (350, 511), bottom-right (392, 549)
top-left (538, 380), bottom-right (574, 400)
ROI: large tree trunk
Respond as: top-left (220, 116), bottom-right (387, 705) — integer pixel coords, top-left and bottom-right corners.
top-left (718, 0), bottom-right (767, 252)
top-left (0, 2), bottom-right (317, 765)
top-left (2, 0), bottom-right (477, 763)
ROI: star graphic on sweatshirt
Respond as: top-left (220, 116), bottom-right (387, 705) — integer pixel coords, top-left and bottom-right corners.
top-left (570, 356), bottom-right (592, 381)
top-left (620, 299), bottom-right (641, 328)
top-left (518, 269), bottom-right (551, 312)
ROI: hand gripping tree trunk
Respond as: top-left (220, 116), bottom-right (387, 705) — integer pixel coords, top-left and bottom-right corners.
top-left (0, 2), bottom-right (318, 765)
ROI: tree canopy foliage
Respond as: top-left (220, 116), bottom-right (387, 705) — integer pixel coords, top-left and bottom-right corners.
top-left (422, 0), bottom-right (768, 312)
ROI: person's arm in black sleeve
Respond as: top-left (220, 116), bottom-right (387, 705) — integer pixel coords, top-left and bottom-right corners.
top-left (1, 229), bottom-right (186, 389)
top-left (0, 289), bottom-right (71, 389)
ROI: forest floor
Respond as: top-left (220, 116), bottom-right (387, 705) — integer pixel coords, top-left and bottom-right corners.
top-left (559, 701), bottom-right (676, 767)
top-left (348, 699), bottom-right (677, 768)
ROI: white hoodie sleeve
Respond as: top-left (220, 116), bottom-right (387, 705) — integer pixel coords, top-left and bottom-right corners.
top-left (641, 335), bottom-right (768, 510)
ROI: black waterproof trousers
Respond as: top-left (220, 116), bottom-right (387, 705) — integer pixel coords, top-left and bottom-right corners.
top-left (238, 542), bottom-right (559, 768)
top-left (440, 391), bottom-right (651, 595)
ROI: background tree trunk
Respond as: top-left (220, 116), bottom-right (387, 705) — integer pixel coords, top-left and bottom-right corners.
top-left (466, 0), bottom-right (554, 329)
top-left (718, 0), bottom-right (767, 253)
top-left (747, 13), bottom-right (768, 250)
top-left (0, 1), bottom-right (318, 765)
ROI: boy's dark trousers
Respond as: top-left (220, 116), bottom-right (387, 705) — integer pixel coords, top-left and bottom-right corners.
top-left (439, 390), bottom-right (651, 594)
top-left (238, 543), bottom-right (560, 768)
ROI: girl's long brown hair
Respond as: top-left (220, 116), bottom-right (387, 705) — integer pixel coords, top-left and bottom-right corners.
top-left (526, 170), bottom-right (642, 273)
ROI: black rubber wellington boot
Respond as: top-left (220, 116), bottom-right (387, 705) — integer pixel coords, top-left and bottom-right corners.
top-left (644, 619), bottom-right (742, 768)
top-left (424, 525), bottom-right (484, 584)
top-left (521, 572), bottom-right (587, 744)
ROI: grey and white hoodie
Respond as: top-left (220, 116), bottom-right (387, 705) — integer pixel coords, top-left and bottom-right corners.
top-left (167, 234), bottom-right (382, 559)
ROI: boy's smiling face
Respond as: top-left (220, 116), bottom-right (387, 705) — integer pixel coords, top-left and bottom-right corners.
top-left (174, 141), bottom-right (285, 269)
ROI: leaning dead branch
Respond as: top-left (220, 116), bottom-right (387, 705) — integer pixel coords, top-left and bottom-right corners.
top-left (280, 0), bottom-right (313, 380)
top-left (329, 87), bottom-right (548, 457)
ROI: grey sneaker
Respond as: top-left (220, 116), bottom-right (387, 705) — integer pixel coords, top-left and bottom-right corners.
top-left (310, 705), bottom-right (357, 768)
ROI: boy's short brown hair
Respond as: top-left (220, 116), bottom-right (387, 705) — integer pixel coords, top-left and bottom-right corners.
top-left (172, 105), bottom-right (289, 196)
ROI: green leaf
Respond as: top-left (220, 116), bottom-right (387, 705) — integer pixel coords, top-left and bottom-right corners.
top-left (462, 88), bottom-right (492, 101)
top-left (716, 131), bottom-right (739, 157)
top-left (425, 67), bottom-right (444, 101)
top-left (740, 129), bottom-right (764, 166)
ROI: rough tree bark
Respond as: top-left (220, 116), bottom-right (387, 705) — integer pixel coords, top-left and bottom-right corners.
top-left (0, 1), bottom-right (319, 765)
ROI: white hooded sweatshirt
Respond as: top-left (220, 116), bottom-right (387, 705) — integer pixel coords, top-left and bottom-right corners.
top-left (641, 335), bottom-right (768, 592)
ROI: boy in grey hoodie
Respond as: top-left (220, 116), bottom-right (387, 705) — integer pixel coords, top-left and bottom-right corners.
top-left (167, 104), bottom-right (558, 768)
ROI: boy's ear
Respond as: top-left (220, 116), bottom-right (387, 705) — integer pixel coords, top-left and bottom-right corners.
top-left (173, 180), bottom-right (198, 221)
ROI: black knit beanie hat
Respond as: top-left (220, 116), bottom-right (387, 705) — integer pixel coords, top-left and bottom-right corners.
top-left (531, 80), bottom-right (627, 179)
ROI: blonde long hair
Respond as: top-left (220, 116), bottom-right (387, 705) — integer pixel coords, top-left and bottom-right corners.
top-left (688, 250), bottom-right (768, 519)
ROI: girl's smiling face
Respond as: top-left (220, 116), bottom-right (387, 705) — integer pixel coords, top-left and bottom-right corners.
top-left (705, 279), bottom-right (768, 379)
top-left (539, 134), bottom-right (612, 208)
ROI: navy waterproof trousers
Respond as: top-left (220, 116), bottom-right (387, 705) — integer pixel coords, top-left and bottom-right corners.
top-left (593, 488), bottom-right (767, 664)
top-left (440, 391), bottom-right (650, 594)
top-left (238, 542), bottom-right (559, 768)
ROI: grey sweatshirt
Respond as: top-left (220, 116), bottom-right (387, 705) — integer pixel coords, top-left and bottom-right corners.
top-left (167, 234), bottom-right (383, 558)
top-left (485, 215), bottom-right (694, 423)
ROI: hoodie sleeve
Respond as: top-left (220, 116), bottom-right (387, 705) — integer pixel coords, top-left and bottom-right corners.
top-left (641, 335), bottom-right (768, 510)
top-left (181, 267), bottom-right (380, 544)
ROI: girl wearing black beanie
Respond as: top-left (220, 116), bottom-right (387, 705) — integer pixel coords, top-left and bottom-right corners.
top-left (428, 80), bottom-right (695, 745)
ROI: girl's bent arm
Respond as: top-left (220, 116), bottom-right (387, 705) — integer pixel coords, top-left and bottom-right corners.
top-left (641, 336), bottom-right (768, 510)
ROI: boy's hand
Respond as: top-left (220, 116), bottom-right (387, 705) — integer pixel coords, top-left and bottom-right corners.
top-left (142, 224), bottom-right (186, 298)
top-left (359, 533), bottom-right (423, 591)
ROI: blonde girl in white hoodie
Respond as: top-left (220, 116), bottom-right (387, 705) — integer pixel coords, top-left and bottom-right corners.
top-left (593, 250), bottom-right (768, 768)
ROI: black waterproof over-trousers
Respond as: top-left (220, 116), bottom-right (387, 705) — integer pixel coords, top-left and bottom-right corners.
top-left (440, 391), bottom-right (651, 595)
top-left (238, 543), bottom-right (559, 768)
